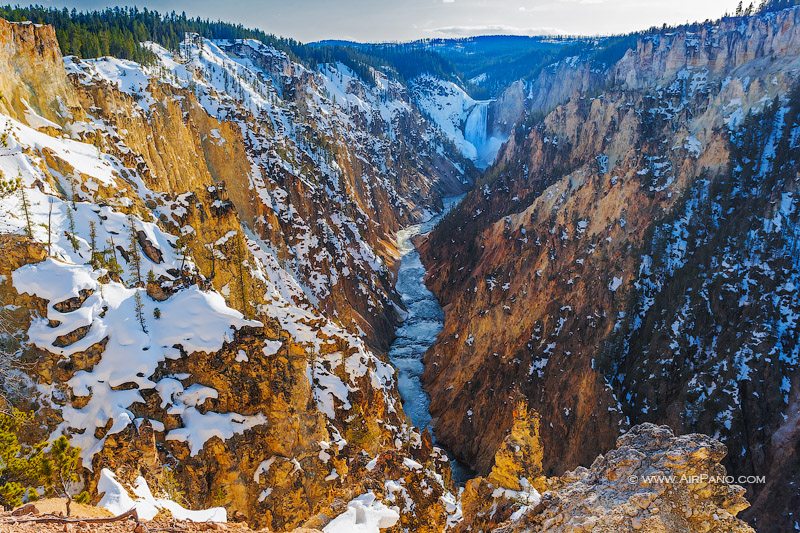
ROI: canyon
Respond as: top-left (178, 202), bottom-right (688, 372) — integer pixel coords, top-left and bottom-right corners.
top-left (0, 4), bottom-right (796, 532)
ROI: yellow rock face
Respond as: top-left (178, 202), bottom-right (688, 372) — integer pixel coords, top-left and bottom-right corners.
top-left (487, 400), bottom-right (547, 493)
top-left (0, 17), bottom-right (464, 532)
top-left (0, 19), bottom-right (82, 126)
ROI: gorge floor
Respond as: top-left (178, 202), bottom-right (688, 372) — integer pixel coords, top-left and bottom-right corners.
top-left (388, 196), bottom-right (474, 484)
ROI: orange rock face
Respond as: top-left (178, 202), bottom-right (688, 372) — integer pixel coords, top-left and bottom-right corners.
top-left (420, 8), bottom-right (800, 532)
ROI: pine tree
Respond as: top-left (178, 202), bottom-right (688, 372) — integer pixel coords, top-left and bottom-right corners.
top-left (104, 237), bottom-right (123, 280)
top-left (175, 233), bottom-right (190, 273)
top-left (69, 176), bottom-right (78, 210)
top-left (0, 174), bottom-right (18, 200)
top-left (134, 290), bottom-right (147, 333)
top-left (42, 436), bottom-right (90, 517)
top-left (46, 198), bottom-right (54, 256)
top-left (0, 409), bottom-right (87, 512)
top-left (0, 174), bottom-right (20, 230)
top-left (17, 178), bottom-right (32, 239)
top-left (0, 409), bottom-right (32, 510)
top-left (127, 214), bottom-right (143, 286)
top-left (66, 204), bottom-right (79, 253)
top-left (89, 220), bottom-right (99, 268)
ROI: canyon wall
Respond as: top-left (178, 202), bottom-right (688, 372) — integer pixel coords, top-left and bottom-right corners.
top-left (0, 18), bottom-right (471, 530)
top-left (420, 7), bottom-right (800, 531)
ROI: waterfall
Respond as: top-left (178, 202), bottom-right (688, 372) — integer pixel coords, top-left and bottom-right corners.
top-left (464, 101), bottom-right (504, 169)
top-left (464, 102), bottom-right (489, 153)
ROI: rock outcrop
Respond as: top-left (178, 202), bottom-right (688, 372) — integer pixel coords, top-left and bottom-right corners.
top-left (0, 19), bottom-right (81, 125)
top-left (497, 424), bottom-right (754, 533)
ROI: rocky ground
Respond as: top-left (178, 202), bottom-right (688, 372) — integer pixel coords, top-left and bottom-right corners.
top-left (0, 498), bottom-right (236, 533)
top-left (2, 423), bottom-right (753, 532)
top-left (0, 500), bottom-right (263, 532)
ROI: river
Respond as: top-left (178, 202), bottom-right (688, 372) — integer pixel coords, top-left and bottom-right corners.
top-left (389, 196), bottom-right (473, 483)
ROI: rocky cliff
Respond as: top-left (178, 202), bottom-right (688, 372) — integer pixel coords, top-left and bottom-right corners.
top-left (495, 424), bottom-right (754, 533)
top-left (0, 17), bottom-right (470, 531)
top-left (0, 20), bottom-right (81, 125)
top-left (420, 7), bottom-right (800, 531)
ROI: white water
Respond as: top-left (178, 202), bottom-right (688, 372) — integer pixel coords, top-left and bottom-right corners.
top-left (389, 196), bottom-right (473, 482)
top-left (464, 102), bottom-right (489, 153)
top-left (463, 101), bottom-right (505, 169)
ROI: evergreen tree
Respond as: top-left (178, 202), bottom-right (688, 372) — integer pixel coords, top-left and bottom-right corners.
top-left (757, 0), bottom-right (800, 12)
top-left (0, 173), bottom-right (17, 200)
top-left (46, 198), bottom-right (54, 257)
top-left (0, 409), bottom-right (87, 512)
top-left (68, 176), bottom-right (78, 210)
top-left (134, 290), bottom-right (147, 333)
top-left (0, 174), bottom-right (20, 232)
top-left (17, 178), bottom-right (32, 240)
top-left (104, 237), bottom-right (124, 280)
top-left (41, 436), bottom-right (90, 517)
top-left (127, 215), bottom-right (143, 286)
top-left (88, 220), bottom-right (99, 268)
top-left (175, 233), bottom-right (190, 273)
top-left (65, 204), bottom-right (79, 253)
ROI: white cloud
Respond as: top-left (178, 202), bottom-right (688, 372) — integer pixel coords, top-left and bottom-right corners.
top-left (428, 24), bottom-right (566, 37)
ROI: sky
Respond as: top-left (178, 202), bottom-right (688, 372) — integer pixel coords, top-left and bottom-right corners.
top-left (35, 0), bottom-right (744, 43)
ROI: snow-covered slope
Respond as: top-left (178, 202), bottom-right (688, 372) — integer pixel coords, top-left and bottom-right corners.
top-left (0, 18), bottom-right (467, 531)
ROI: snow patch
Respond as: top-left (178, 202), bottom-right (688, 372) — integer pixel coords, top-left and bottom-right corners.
top-left (323, 492), bottom-right (399, 533)
top-left (98, 468), bottom-right (226, 522)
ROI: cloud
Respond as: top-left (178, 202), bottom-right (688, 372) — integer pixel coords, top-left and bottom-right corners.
top-left (428, 24), bottom-right (566, 37)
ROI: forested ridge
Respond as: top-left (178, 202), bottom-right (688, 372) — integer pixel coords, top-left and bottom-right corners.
top-left (1, 1), bottom-right (798, 94)
top-left (0, 5), bottom-right (302, 65)
top-left (0, 5), bottom-right (455, 86)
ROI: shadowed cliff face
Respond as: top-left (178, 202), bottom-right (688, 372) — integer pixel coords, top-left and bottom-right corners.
top-left (420, 7), bottom-right (800, 531)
